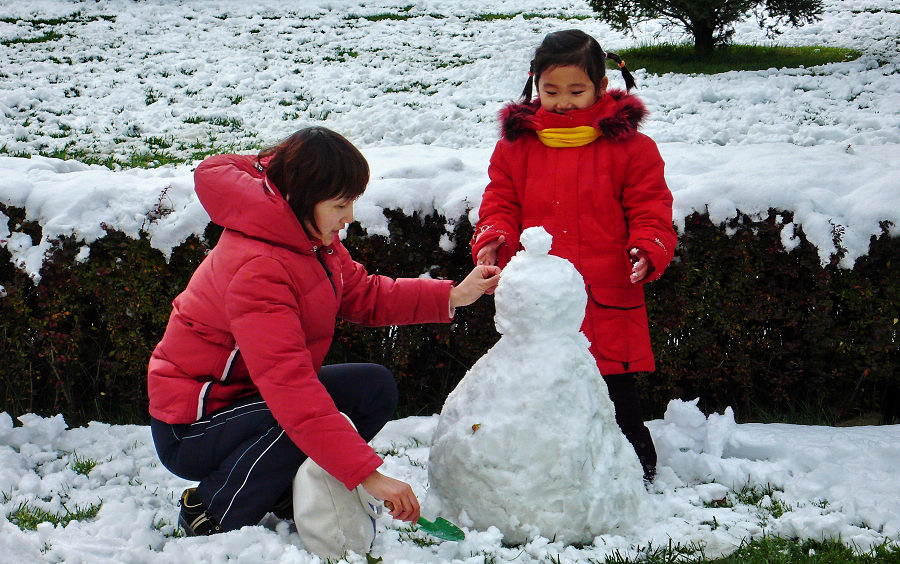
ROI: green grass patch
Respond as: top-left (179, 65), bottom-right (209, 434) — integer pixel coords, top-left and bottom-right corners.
top-left (732, 483), bottom-right (792, 520)
top-left (852, 8), bottom-right (900, 15)
top-left (596, 536), bottom-right (900, 563)
top-left (145, 87), bottom-right (161, 106)
top-left (322, 47), bottom-right (359, 62)
top-left (1, 31), bottom-right (64, 46)
top-left (352, 13), bottom-right (415, 22)
top-left (7, 500), bottom-right (102, 530)
top-left (617, 43), bottom-right (862, 75)
top-left (471, 12), bottom-right (519, 21)
top-left (348, 5), bottom-right (417, 21)
top-left (125, 151), bottom-right (180, 168)
top-left (396, 524), bottom-right (440, 548)
top-left (469, 12), bottom-right (590, 21)
top-left (183, 115), bottom-right (243, 130)
top-left (0, 13), bottom-right (115, 26)
top-left (71, 453), bottom-right (98, 476)
top-left (711, 537), bottom-right (900, 563)
top-left (11, 142), bottom-right (237, 171)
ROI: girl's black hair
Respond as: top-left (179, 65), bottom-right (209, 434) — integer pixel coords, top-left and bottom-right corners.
top-left (520, 29), bottom-right (636, 102)
top-left (258, 127), bottom-right (369, 229)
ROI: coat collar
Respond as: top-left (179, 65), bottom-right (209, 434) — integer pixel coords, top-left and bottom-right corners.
top-left (499, 89), bottom-right (647, 142)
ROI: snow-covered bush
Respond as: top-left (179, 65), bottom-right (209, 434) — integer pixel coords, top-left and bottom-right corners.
top-left (1, 204), bottom-right (897, 426)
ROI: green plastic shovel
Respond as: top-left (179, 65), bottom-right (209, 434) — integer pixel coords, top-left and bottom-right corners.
top-left (415, 516), bottom-right (465, 541)
top-left (383, 502), bottom-right (465, 541)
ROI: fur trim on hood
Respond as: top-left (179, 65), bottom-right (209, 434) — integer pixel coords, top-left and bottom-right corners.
top-left (499, 89), bottom-right (647, 142)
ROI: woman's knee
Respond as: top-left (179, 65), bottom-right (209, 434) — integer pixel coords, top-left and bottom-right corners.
top-left (368, 364), bottom-right (399, 413)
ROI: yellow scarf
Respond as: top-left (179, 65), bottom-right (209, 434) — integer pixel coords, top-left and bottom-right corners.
top-left (535, 126), bottom-right (601, 147)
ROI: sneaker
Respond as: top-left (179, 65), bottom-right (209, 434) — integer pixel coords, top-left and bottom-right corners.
top-left (178, 488), bottom-right (223, 536)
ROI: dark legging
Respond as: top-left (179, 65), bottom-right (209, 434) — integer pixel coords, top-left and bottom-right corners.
top-left (151, 363), bottom-right (398, 531)
top-left (603, 373), bottom-right (657, 482)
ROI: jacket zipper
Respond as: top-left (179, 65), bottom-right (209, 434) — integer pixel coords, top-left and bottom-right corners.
top-left (314, 246), bottom-right (337, 295)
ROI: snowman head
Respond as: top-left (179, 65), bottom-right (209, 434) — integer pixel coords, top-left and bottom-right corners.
top-left (494, 226), bottom-right (587, 336)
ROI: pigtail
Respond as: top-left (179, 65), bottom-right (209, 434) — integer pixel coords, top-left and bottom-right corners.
top-left (520, 61), bottom-right (535, 102)
top-left (604, 51), bottom-right (636, 91)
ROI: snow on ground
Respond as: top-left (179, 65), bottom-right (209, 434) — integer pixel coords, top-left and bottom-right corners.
top-left (1, 0), bottom-right (898, 153)
top-left (1, 402), bottom-right (899, 563)
top-left (1, 0), bottom-right (899, 561)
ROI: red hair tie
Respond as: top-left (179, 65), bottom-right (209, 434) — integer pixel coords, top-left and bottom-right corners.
top-left (618, 60), bottom-right (626, 68)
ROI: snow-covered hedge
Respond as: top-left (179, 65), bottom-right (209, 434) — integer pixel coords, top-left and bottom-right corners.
top-left (1, 200), bottom-right (897, 427)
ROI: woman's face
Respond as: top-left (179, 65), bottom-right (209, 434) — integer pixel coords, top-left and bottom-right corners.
top-left (537, 65), bottom-right (606, 114)
top-left (306, 196), bottom-right (355, 245)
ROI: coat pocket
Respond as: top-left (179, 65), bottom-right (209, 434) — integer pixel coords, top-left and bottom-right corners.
top-left (585, 285), bottom-right (651, 364)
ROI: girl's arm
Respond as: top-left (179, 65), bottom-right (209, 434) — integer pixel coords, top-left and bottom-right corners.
top-left (621, 135), bottom-right (677, 283)
top-left (471, 141), bottom-right (523, 268)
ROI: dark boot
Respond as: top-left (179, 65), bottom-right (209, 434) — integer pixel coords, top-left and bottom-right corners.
top-left (179, 488), bottom-right (222, 536)
top-left (621, 424), bottom-right (657, 484)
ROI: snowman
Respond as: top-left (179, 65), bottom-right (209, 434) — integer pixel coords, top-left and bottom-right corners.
top-left (428, 226), bottom-right (647, 545)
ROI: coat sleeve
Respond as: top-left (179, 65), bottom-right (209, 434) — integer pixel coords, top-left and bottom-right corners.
top-left (621, 134), bottom-right (677, 283)
top-left (471, 140), bottom-right (523, 268)
top-left (224, 256), bottom-right (383, 490)
top-left (335, 245), bottom-right (455, 326)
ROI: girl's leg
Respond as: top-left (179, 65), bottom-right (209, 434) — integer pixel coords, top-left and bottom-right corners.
top-left (602, 373), bottom-right (657, 482)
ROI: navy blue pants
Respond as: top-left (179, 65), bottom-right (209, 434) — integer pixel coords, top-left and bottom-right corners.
top-left (151, 363), bottom-right (398, 531)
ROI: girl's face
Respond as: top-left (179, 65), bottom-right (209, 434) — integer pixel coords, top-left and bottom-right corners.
top-left (306, 196), bottom-right (355, 245)
top-left (537, 65), bottom-right (607, 114)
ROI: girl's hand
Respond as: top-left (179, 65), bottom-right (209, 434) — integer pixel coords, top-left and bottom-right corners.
top-left (476, 235), bottom-right (506, 266)
top-left (629, 248), bottom-right (649, 283)
top-left (450, 265), bottom-right (502, 307)
top-left (360, 470), bottom-right (420, 523)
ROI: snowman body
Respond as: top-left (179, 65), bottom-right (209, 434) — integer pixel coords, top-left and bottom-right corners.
top-left (428, 227), bottom-right (646, 544)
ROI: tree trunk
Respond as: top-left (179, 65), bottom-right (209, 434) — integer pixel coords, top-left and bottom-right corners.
top-left (693, 22), bottom-right (716, 60)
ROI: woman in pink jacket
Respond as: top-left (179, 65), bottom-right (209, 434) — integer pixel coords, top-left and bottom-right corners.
top-left (472, 30), bottom-right (677, 482)
top-left (148, 127), bottom-right (499, 535)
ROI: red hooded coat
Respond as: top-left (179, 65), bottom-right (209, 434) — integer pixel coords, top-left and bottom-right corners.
top-left (472, 91), bottom-right (676, 375)
top-left (148, 154), bottom-right (454, 490)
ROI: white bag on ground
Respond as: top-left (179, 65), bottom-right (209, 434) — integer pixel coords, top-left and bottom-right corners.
top-left (292, 414), bottom-right (382, 558)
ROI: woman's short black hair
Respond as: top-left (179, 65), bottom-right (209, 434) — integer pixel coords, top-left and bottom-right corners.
top-left (521, 29), bottom-right (635, 102)
top-left (258, 127), bottom-right (369, 229)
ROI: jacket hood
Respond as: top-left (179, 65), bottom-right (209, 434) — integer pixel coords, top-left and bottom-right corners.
top-left (499, 89), bottom-right (647, 142)
top-left (194, 154), bottom-right (323, 255)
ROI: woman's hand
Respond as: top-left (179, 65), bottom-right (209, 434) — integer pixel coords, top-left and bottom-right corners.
top-left (450, 265), bottom-right (502, 307)
top-left (360, 470), bottom-right (420, 523)
top-left (629, 248), bottom-right (650, 283)
top-left (475, 235), bottom-right (506, 266)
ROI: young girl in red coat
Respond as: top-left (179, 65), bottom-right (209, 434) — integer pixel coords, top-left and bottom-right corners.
top-left (148, 127), bottom-right (500, 535)
top-left (472, 30), bottom-right (677, 482)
